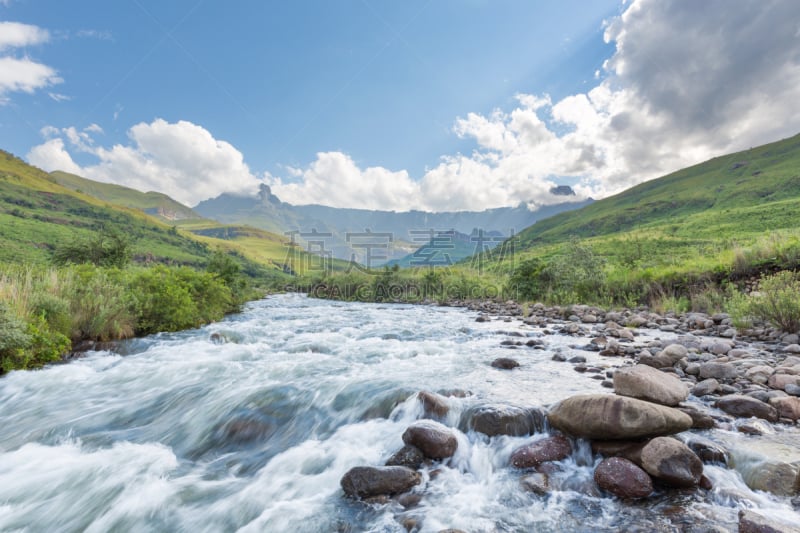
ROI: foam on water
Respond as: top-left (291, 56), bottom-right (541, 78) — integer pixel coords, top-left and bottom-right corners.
top-left (0, 293), bottom-right (798, 531)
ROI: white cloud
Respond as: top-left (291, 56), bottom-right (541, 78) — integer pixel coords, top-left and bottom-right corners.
top-left (0, 56), bottom-right (61, 99)
top-left (269, 152), bottom-right (419, 211)
top-left (48, 91), bottom-right (70, 102)
top-left (0, 21), bottom-right (49, 50)
top-left (0, 22), bottom-right (60, 101)
top-left (27, 119), bottom-right (260, 206)
top-left (27, 138), bottom-right (83, 175)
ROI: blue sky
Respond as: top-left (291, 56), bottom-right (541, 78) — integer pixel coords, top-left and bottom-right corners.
top-left (3, 1), bottom-right (800, 210)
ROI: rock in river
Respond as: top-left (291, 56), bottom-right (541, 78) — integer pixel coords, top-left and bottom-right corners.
top-left (341, 466), bottom-right (421, 499)
top-left (385, 445), bottom-right (425, 469)
top-left (739, 509), bottom-right (800, 533)
top-left (461, 404), bottom-right (546, 437)
top-left (547, 394), bottom-right (693, 440)
top-left (402, 420), bottom-right (458, 460)
top-left (715, 395), bottom-right (779, 422)
top-left (640, 437), bottom-right (703, 487)
top-left (613, 364), bottom-right (689, 406)
top-left (594, 457), bottom-right (653, 499)
top-left (509, 435), bottom-right (572, 469)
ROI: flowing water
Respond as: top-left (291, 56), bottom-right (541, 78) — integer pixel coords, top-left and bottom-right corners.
top-left (0, 294), bottom-right (798, 532)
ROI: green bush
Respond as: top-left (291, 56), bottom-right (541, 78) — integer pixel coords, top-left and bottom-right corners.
top-left (68, 265), bottom-right (134, 341)
top-left (127, 266), bottom-right (232, 335)
top-left (53, 227), bottom-right (133, 268)
top-left (744, 271), bottom-right (800, 333)
top-left (0, 303), bottom-right (69, 373)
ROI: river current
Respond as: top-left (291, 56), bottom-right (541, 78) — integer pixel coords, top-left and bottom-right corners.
top-left (0, 294), bottom-right (798, 532)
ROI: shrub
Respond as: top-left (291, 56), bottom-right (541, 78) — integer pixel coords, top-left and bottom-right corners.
top-left (53, 227), bottom-right (133, 268)
top-left (0, 302), bottom-right (31, 372)
top-left (506, 258), bottom-right (546, 301)
top-left (67, 265), bottom-right (134, 341)
top-left (127, 266), bottom-right (232, 335)
top-left (0, 302), bottom-right (69, 373)
top-left (745, 271), bottom-right (800, 333)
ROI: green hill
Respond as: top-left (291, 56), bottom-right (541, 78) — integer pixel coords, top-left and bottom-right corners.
top-left (51, 171), bottom-right (199, 222)
top-left (0, 151), bottom-right (333, 276)
top-left (514, 133), bottom-right (800, 251)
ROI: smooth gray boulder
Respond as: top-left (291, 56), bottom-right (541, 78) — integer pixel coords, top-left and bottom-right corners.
top-left (715, 395), bottom-right (779, 422)
top-left (341, 466), bottom-right (421, 499)
top-left (547, 394), bottom-right (693, 440)
top-left (613, 364), bottom-right (689, 406)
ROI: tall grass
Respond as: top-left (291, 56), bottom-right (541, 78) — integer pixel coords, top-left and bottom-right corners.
top-left (0, 260), bottom-right (250, 373)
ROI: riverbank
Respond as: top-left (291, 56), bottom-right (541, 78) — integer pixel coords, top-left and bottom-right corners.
top-left (0, 259), bottom-right (263, 373)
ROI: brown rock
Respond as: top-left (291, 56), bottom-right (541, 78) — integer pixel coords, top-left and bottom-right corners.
top-left (461, 404), bottom-right (546, 437)
top-left (769, 373), bottom-right (800, 391)
top-left (491, 357), bottom-right (520, 370)
top-left (402, 420), bottom-right (458, 460)
top-left (340, 466), bottom-right (421, 499)
top-left (613, 364), bottom-right (689, 406)
top-left (509, 435), bottom-right (572, 469)
top-left (715, 395), bottom-right (779, 422)
top-left (640, 437), bottom-right (703, 488)
top-left (676, 405), bottom-right (716, 429)
top-left (593, 457), bottom-right (653, 499)
top-left (547, 394), bottom-right (693, 440)
top-left (417, 391), bottom-right (449, 419)
top-left (385, 445), bottom-right (425, 469)
top-left (770, 396), bottom-right (800, 421)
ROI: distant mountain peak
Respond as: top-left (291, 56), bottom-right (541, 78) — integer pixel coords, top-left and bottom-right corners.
top-left (258, 183), bottom-right (281, 205)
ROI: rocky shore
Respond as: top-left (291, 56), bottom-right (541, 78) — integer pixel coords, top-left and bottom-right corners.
top-left (340, 300), bottom-right (800, 533)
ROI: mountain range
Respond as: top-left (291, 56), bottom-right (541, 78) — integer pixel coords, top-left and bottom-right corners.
top-left (195, 184), bottom-right (592, 264)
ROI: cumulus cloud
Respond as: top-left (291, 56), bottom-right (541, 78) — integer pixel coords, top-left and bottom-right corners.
top-left (0, 21), bottom-right (60, 101)
top-left (272, 0), bottom-right (800, 211)
top-left (0, 21), bottom-right (49, 50)
top-left (27, 119), bottom-right (260, 206)
top-left (269, 152), bottom-right (420, 211)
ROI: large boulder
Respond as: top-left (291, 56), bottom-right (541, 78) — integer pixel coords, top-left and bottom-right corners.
top-left (460, 404), bottom-right (546, 437)
top-left (402, 420), bottom-right (458, 460)
top-left (640, 437), bottom-right (703, 487)
top-left (547, 394), bottom-right (693, 440)
top-left (593, 457), bottom-right (653, 499)
top-left (509, 435), bottom-right (572, 469)
top-left (613, 364), bottom-right (689, 406)
top-left (340, 466), bottom-right (421, 499)
top-left (715, 395), bottom-right (779, 422)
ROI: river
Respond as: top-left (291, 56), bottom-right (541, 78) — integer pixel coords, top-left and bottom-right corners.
top-left (0, 294), bottom-right (798, 532)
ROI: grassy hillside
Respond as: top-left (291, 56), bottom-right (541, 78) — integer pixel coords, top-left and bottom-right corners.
top-left (0, 151), bottom-right (213, 266)
top-left (471, 132), bottom-right (800, 304)
top-left (0, 151), bottom-right (333, 278)
top-left (514, 133), bottom-right (800, 252)
top-left (51, 171), bottom-right (198, 221)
